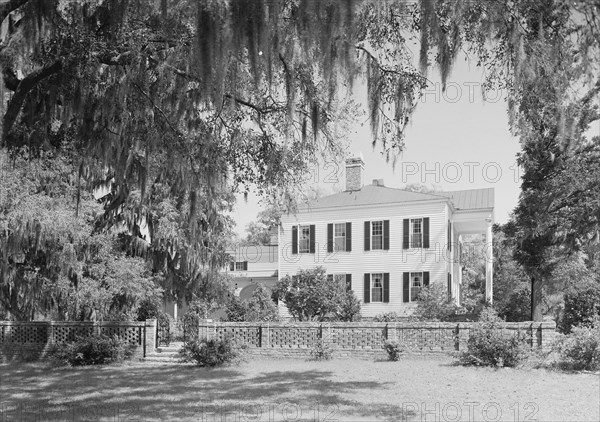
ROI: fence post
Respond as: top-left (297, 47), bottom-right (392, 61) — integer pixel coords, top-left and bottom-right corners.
top-left (318, 324), bottom-right (323, 339)
top-left (258, 325), bottom-right (262, 348)
top-left (454, 324), bottom-right (460, 351)
top-left (143, 324), bottom-right (147, 358)
top-left (384, 323), bottom-right (389, 340)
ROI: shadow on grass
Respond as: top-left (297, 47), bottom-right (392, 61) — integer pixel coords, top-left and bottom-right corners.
top-left (0, 361), bottom-right (413, 421)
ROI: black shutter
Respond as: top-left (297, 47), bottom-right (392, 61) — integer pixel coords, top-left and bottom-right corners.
top-left (346, 222), bottom-right (352, 252)
top-left (346, 274), bottom-right (352, 292)
top-left (447, 273), bottom-right (452, 299)
top-left (364, 221), bottom-right (370, 251)
top-left (383, 273), bottom-right (390, 303)
top-left (243, 261), bottom-right (248, 271)
top-left (403, 219), bottom-right (409, 249)
top-left (383, 220), bottom-right (390, 250)
top-left (309, 224), bottom-right (316, 253)
top-left (327, 223), bottom-right (333, 253)
top-left (363, 274), bottom-right (370, 303)
top-left (403, 272), bottom-right (410, 303)
top-left (424, 271), bottom-right (430, 287)
top-left (230, 262), bottom-right (234, 271)
top-left (423, 217), bottom-right (430, 248)
top-left (447, 220), bottom-right (452, 251)
top-left (292, 226), bottom-right (298, 254)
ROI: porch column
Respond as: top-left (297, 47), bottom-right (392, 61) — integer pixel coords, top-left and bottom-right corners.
top-left (457, 235), bottom-right (463, 306)
top-left (485, 218), bottom-right (493, 304)
top-left (173, 303), bottom-right (178, 320)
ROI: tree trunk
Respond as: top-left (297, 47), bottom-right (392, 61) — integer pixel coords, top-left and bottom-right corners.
top-left (531, 276), bottom-right (544, 321)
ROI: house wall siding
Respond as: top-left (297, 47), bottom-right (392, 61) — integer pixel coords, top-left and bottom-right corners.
top-left (279, 200), bottom-right (452, 318)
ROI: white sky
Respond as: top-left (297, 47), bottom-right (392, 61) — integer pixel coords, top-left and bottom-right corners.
top-left (230, 50), bottom-right (598, 237)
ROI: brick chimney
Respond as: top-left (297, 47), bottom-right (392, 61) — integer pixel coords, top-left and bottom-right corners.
top-left (345, 154), bottom-right (364, 191)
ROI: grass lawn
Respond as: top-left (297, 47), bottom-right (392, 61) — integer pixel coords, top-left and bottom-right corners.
top-left (0, 356), bottom-right (598, 421)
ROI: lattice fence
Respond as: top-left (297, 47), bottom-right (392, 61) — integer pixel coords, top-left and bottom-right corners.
top-left (196, 321), bottom-right (558, 355)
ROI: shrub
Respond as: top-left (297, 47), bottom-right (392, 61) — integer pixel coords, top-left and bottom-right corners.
top-left (558, 281), bottom-right (600, 334)
top-left (178, 337), bottom-right (239, 367)
top-left (49, 334), bottom-right (135, 366)
top-left (553, 321), bottom-right (600, 371)
top-left (373, 312), bottom-right (403, 322)
top-left (414, 284), bottom-right (457, 321)
top-left (309, 339), bottom-right (333, 361)
top-left (459, 308), bottom-right (528, 368)
top-left (334, 291), bottom-right (362, 322)
top-left (136, 296), bottom-right (164, 321)
top-left (383, 339), bottom-right (403, 361)
top-left (497, 286), bottom-right (531, 322)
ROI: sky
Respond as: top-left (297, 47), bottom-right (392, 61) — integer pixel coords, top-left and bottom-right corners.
top-left (230, 54), bottom-right (525, 237)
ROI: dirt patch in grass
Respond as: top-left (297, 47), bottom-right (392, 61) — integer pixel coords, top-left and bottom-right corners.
top-left (0, 356), bottom-right (598, 421)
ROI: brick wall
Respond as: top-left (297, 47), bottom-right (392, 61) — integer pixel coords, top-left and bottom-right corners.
top-left (0, 319), bottom-right (156, 362)
top-left (198, 320), bottom-right (557, 358)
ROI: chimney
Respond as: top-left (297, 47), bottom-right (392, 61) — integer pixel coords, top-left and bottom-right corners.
top-left (345, 154), bottom-right (364, 191)
top-left (372, 179), bottom-right (384, 187)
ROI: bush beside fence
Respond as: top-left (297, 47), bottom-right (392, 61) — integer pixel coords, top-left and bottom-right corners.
top-left (199, 320), bottom-right (557, 358)
top-left (0, 320), bottom-right (156, 362)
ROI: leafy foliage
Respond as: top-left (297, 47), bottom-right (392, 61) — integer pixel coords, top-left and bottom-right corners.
top-left (373, 312), bottom-right (403, 323)
top-left (178, 337), bottom-right (239, 368)
top-left (274, 267), bottom-right (360, 322)
top-left (309, 339), bottom-right (333, 361)
top-left (224, 284), bottom-right (279, 322)
top-left (558, 281), bottom-right (600, 334)
top-left (383, 339), bottom-right (403, 361)
top-left (48, 334), bottom-right (135, 366)
top-left (459, 308), bottom-right (529, 368)
top-left (413, 284), bottom-right (457, 321)
top-left (553, 320), bottom-right (600, 371)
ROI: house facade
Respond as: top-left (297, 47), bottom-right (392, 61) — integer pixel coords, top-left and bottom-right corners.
top-left (225, 242), bottom-right (279, 299)
top-left (278, 155), bottom-right (494, 318)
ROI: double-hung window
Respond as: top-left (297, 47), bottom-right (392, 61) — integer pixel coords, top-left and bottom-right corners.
top-left (410, 272), bottom-right (423, 301)
top-left (371, 221), bottom-right (383, 250)
top-left (334, 223), bottom-right (346, 252)
top-left (235, 261), bottom-right (248, 271)
top-left (299, 225), bottom-right (311, 253)
top-left (411, 218), bottom-right (423, 248)
top-left (371, 273), bottom-right (384, 302)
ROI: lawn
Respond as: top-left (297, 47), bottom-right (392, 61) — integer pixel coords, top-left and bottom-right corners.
top-left (0, 356), bottom-right (598, 421)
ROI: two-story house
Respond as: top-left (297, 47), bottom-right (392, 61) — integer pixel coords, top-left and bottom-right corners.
top-left (278, 155), bottom-right (494, 318)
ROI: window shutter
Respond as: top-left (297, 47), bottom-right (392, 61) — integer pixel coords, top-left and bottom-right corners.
top-left (229, 262), bottom-right (234, 271)
top-left (424, 271), bottom-right (430, 287)
top-left (383, 273), bottom-right (390, 303)
top-left (363, 274), bottom-right (370, 303)
top-left (364, 221), bottom-right (370, 251)
top-left (346, 222), bottom-right (352, 252)
top-left (243, 261), bottom-right (248, 271)
top-left (292, 226), bottom-right (298, 254)
top-left (383, 220), bottom-right (390, 250)
top-left (447, 220), bottom-right (452, 251)
top-left (403, 272), bottom-right (409, 303)
top-left (309, 224), bottom-right (316, 253)
top-left (447, 273), bottom-right (452, 299)
top-left (346, 274), bottom-right (352, 292)
top-left (327, 223), bottom-right (333, 253)
top-left (403, 219), bottom-right (409, 249)
top-left (423, 217), bottom-right (430, 248)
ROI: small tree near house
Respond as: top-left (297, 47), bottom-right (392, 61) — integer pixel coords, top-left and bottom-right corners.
top-left (274, 267), bottom-right (360, 322)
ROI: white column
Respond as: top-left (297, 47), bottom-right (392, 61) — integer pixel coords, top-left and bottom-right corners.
top-left (485, 218), bottom-right (493, 304)
top-left (173, 303), bottom-right (178, 320)
top-left (457, 235), bottom-right (463, 306)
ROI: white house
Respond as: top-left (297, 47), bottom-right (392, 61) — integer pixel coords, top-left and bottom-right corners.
top-left (278, 155), bottom-right (494, 318)
top-left (226, 242), bottom-right (279, 299)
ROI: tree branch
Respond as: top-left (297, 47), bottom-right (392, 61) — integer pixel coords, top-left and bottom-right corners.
top-left (0, 0), bottom-right (29, 25)
top-left (3, 59), bottom-right (63, 140)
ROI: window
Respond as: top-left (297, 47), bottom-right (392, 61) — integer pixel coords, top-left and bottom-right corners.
top-left (410, 218), bottom-right (423, 248)
top-left (299, 225), bottom-right (311, 253)
top-left (334, 223), bottom-right (346, 251)
top-left (372, 273), bottom-right (383, 302)
top-left (371, 221), bottom-right (383, 250)
top-left (235, 261), bottom-right (248, 271)
top-left (410, 272), bottom-right (423, 301)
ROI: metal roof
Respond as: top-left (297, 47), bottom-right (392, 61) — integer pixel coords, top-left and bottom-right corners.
top-left (301, 185), bottom-right (494, 211)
